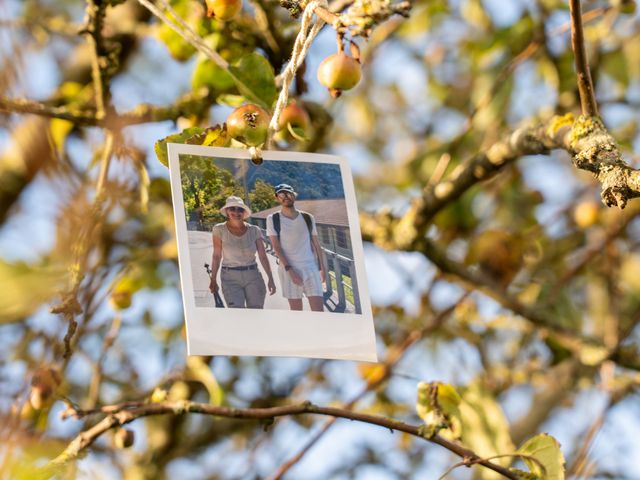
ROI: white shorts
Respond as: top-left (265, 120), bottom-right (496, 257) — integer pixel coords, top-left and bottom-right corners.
top-left (279, 264), bottom-right (323, 299)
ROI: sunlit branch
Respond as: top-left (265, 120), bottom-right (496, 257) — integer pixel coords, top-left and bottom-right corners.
top-left (403, 115), bottom-right (640, 256)
top-left (0, 88), bottom-right (216, 128)
top-left (47, 400), bottom-right (520, 480)
top-left (0, 96), bottom-right (97, 124)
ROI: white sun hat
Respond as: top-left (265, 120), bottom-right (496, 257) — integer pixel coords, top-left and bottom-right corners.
top-left (220, 196), bottom-right (252, 219)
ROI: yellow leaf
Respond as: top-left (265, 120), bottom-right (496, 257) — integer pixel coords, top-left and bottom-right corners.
top-left (186, 356), bottom-right (224, 406)
top-left (49, 119), bottom-right (74, 154)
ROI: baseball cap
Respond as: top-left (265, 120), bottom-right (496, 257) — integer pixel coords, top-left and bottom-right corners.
top-left (274, 183), bottom-right (296, 194)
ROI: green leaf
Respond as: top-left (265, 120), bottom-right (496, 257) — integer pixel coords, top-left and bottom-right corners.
top-left (416, 382), bottom-right (462, 439)
top-left (228, 53), bottom-right (277, 110)
top-left (154, 126), bottom-right (226, 167)
top-left (192, 57), bottom-right (235, 92)
top-left (0, 259), bottom-right (66, 324)
top-left (157, 23), bottom-right (197, 62)
top-left (217, 94), bottom-right (247, 107)
top-left (458, 382), bottom-right (515, 479)
top-left (416, 381), bottom-right (461, 420)
top-left (516, 433), bottom-right (565, 480)
top-left (509, 468), bottom-right (541, 480)
top-left (154, 0), bottom-right (201, 62)
top-left (202, 127), bottom-right (227, 146)
top-left (287, 123), bottom-right (308, 142)
top-left (601, 50), bottom-right (629, 88)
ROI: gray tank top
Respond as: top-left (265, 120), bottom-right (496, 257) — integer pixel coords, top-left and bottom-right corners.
top-left (212, 223), bottom-right (262, 267)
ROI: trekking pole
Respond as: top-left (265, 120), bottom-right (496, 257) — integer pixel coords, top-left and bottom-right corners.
top-left (204, 263), bottom-right (225, 308)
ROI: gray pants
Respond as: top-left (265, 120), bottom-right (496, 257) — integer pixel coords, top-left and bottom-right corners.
top-left (220, 268), bottom-right (267, 308)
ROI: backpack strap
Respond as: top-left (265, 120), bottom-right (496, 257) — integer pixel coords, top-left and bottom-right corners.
top-left (301, 212), bottom-right (313, 237)
top-left (273, 212), bottom-right (281, 240)
top-left (300, 212), bottom-right (321, 270)
top-left (274, 211), bottom-right (312, 239)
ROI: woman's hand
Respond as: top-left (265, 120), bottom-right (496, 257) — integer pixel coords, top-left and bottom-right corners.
top-left (209, 278), bottom-right (219, 293)
top-left (267, 277), bottom-right (276, 295)
top-left (289, 269), bottom-right (303, 286)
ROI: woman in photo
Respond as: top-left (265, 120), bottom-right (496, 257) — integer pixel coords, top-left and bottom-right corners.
top-left (209, 196), bottom-right (276, 308)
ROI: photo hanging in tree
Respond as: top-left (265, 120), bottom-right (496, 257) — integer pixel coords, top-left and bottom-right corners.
top-left (167, 144), bottom-right (377, 361)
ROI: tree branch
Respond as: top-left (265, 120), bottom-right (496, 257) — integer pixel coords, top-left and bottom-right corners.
top-left (82, 0), bottom-right (111, 119)
top-left (0, 96), bottom-right (97, 124)
top-left (361, 211), bottom-right (640, 372)
top-left (0, 88), bottom-right (217, 128)
top-left (46, 400), bottom-right (520, 480)
top-left (569, 0), bottom-right (599, 117)
top-left (267, 296), bottom-right (464, 479)
top-left (113, 88), bottom-right (217, 126)
top-left (370, 114), bottom-right (640, 261)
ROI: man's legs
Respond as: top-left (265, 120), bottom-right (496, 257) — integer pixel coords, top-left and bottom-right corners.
top-left (299, 266), bottom-right (324, 312)
top-left (307, 296), bottom-right (324, 311)
top-left (287, 298), bottom-right (303, 310)
top-left (279, 265), bottom-right (303, 310)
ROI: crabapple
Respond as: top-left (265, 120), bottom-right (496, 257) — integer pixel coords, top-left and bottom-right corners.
top-left (226, 104), bottom-right (271, 147)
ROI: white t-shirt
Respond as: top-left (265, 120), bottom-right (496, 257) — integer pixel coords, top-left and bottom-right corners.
top-left (266, 211), bottom-right (318, 267)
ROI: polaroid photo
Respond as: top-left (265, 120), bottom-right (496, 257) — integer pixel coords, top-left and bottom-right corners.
top-left (167, 144), bottom-right (377, 361)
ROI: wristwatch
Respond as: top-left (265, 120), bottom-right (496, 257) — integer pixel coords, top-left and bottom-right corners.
top-left (284, 265), bottom-right (293, 271)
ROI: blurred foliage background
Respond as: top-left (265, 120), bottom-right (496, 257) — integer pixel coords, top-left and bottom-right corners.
top-left (1, 0), bottom-right (640, 478)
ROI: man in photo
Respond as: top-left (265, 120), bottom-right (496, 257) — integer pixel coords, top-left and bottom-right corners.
top-left (267, 183), bottom-right (326, 311)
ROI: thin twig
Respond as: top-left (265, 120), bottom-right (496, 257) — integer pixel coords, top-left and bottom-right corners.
top-left (136, 0), bottom-right (228, 69)
top-left (83, 0), bottom-right (109, 119)
top-left (569, 0), bottom-right (599, 117)
top-left (567, 398), bottom-right (613, 477)
top-left (438, 453), bottom-right (546, 480)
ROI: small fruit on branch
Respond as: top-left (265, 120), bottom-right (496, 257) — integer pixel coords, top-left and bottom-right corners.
top-left (205, 0), bottom-right (242, 20)
top-left (317, 52), bottom-right (362, 98)
top-left (110, 290), bottom-right (132, 310)
top-left (276, 102), bottom-right (311, 142)
top-left (466, 229), bottom-right (524, 287)
top-left (113, 428), bottom-right (135, 449)
top-left (574, 200), bottom-right (599, 229)
top-left (226, 104), bottom-right (271, 147)
top-left (29, 366), bottom-right (62, 410)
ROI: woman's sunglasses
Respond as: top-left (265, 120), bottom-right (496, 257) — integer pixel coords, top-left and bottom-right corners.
top-left (226, 207), bottom-right (245, 213)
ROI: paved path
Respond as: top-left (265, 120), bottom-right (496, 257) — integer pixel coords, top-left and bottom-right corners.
top-left (189, 231), bottom-right (304, 310)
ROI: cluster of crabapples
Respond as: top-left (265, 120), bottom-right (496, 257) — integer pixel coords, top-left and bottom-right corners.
top-left (205, 0), bottom-right (362, 147)
top-left (225, 51), bottom-right (361, 147)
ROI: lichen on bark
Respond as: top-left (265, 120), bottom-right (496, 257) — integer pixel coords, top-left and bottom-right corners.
top-left (561, 115), bottom-right (639, 208)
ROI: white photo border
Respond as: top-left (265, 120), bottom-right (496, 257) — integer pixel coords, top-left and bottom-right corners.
top-left (167, 144), bottom-right (377, 362)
